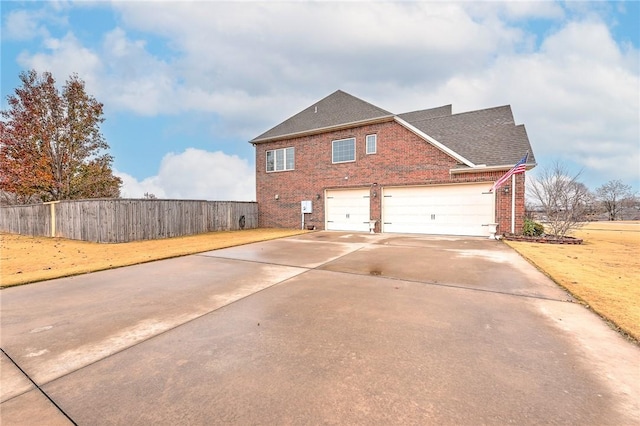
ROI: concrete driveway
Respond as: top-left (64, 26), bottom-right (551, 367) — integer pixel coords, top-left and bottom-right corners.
top-left (1, 232), bottom-right (638, 425)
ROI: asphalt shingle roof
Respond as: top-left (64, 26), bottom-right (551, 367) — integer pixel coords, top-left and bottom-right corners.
top-left (251, 90), bottom-right (535, 168)
top-left (404, 106), bottom-right (535, 167)
top-left (251, 90), bottom-right (393, 143)
top-left (397, 105), bottom-right (452, 122)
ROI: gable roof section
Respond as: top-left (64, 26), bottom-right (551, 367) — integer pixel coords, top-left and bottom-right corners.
top-left (251, 90), bottom-right (393, 143)
top-left (251, 90), bottom-right (536, 169)
top-left (402, 105), bottom-right (535, 168)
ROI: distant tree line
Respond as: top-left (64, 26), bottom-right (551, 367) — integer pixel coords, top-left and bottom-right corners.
top-left (1, 70), bottom-right (121, 205)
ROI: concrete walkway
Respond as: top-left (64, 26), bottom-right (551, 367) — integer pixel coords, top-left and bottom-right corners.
top-left (1, 232), bottom-right (638, 425)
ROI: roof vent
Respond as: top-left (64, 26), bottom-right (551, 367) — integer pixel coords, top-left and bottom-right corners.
top-left (314, 106), bottom-right (317, 113)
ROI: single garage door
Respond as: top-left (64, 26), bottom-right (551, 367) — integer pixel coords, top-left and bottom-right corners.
top-left (382, 184), bottom-right (495, 236)
top-left (326, 188), bottom-right (370, 232)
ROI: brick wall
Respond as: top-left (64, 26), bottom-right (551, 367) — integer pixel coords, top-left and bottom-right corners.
top-left (254, 120), bottom-right (525, 234)
top-left (494, 172), bottom-right (526, 234)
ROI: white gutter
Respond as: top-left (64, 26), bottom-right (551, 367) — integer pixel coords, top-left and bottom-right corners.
top-left (450, 163), bottom-right (536, 174)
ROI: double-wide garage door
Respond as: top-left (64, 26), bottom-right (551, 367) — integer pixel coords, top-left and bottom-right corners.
top-left (326, 184), bottom-right (495, 236)
top-left (382, 184), bottom-right (495, 236)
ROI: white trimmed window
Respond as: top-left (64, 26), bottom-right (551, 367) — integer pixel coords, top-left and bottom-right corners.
top-left (332, 138), bottom-right (356, 163)
top-left (366, 134), bottom-right (377, 154)
top-left (266, 147), bottom-right (295, 172)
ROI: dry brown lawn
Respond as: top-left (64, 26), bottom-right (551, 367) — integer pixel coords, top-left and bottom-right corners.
top-left (505, 221), bottom-right (640, 341)
top-left (0, 229), bottom-right (307, 287)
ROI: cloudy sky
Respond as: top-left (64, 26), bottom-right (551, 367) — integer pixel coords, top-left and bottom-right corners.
top-left (1, 1), bottom-right (638, 200)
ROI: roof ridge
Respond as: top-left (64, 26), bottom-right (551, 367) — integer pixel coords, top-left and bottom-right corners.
top-left (331, 89), bottom-right (394, 115)
top-left (251, 90), bottom-right (393, 143)
top-left (400, 104), bottom-right (452, 116)
top-left (407, 105), bottom-right (514, 126)
top-left (450, 104), bottom-right (512, 118)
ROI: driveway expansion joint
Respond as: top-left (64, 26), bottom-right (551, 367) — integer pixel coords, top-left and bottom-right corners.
top-left (194, 252), bottom-right (313, 270)
top-left (198, 245), bottom-right (573, 303)
top-left (1, 347), bottom-right (77, 425)
top-left (11, 263), bottom-right (312, 392)
top-left (317, 267), bottom-right (575, 303)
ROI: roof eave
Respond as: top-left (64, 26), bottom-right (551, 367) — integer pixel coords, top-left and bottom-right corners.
top-left (449, 163), bottom-right (537, 174)
top-left (250, 115), bottom-right (396, 144)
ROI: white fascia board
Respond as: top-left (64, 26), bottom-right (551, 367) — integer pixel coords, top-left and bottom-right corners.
top-left (450, 163), bottom-right (537, 174)
top-left (393, 116), bottom-right (475, 167)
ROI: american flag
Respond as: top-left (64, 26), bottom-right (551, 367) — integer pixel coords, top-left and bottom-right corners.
top-left (490, 152), bottom-right (528, 192)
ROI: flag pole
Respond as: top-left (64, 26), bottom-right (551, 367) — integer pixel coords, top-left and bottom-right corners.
top-left (488, 151), bottom-right (528, 234)
top-left (511, 173), bottom-right (516, 233)
top-left (513, 150), bottom-right (529, 233)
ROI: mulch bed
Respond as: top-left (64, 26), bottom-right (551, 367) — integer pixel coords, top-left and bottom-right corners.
top-left (502, 234), bottom-right (583, 244)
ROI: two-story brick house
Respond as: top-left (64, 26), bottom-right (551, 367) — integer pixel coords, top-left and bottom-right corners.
top-left (251, 90), bottom-right (535, 236)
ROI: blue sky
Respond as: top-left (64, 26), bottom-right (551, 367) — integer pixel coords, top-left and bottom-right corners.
top-left (2, 1), bottom-right (639, 200)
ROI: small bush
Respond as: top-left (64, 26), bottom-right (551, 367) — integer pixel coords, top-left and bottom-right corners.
top-left (523, 218), bottom-right (545, 236)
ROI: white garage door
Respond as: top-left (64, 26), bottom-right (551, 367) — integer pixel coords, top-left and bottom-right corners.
top-left (326, 188), bottom-right (371, 232)
top-left (382, 184), bottom-right (495, 236)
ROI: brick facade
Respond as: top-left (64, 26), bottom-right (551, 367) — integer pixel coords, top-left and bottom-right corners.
top-left (255, 120), bottom-right (526, 235)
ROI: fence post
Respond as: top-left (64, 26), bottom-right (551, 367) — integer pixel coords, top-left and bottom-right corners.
top-left (44, 201), bottom-right (59, 237)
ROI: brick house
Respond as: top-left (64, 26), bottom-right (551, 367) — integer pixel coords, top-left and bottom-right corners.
top-left (251, 90), bottom-right (536, 236)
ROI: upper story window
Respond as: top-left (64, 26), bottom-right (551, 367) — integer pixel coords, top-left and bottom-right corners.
top-left (266, 147), bottom-right (294, 172)
top-left (366, 134), bottom-right (377, 154)
top-left (332, 138), bottom-right (356, 163)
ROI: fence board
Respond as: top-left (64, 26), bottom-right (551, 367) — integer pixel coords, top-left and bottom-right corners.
top-left (3, 204), bottom-right (51, 236)
top-left (1, 199), bottom-right (258, 243)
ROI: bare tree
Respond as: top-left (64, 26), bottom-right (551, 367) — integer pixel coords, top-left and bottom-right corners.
top-left (595, 180), bottom-right (634, 221)
top-left (528, 162), bottom-right (591, 238)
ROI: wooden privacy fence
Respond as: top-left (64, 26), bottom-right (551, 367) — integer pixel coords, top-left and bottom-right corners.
top-left (0, 199), bottom-right (258, 243)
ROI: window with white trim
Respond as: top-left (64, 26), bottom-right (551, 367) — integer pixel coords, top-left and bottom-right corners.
top-left (366, 134), bottom-right (377, 154)
top-left (266, 147), bottom-right (295, 172)
top-left (332, 138), bottom-right (355, 163)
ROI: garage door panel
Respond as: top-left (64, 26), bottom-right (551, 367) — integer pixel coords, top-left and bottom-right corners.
top-left (326, 189), bottom-right (370, 232)
top-left (382, 184), bottom-right (494, 236)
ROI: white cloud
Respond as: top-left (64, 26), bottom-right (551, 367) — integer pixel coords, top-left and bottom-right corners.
top-left (16, 27), bottom-right (178, 116)
top-left (376, 19), bottom-right (639, 187)
top-left (117, 149), bottom-right (255, 201)
top-left (9, 2), bottom-right (531, 137)
top-left (3, 9), bottom-right (47, 41)
top-left (100, 28), bottom-right (178, 115)
top-left (10, 1), bottom-right (639, 190)
top-left (466, 1), bottom-right (565, 21)
top-left (502, 20), bottom-right (638, 185)
top-left (116, 172), bottom-right (167, 199)
top-left (17, 32), bottom-right (101, 89)
top-left (107, 1), bottom-right (527, 136)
